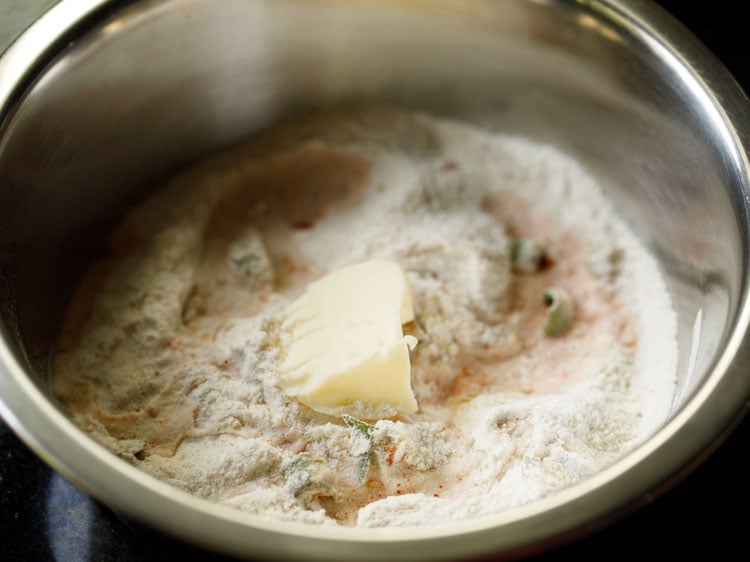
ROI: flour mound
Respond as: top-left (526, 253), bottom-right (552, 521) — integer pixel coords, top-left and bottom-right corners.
top-left (53, 107), bottom-right (677, 527)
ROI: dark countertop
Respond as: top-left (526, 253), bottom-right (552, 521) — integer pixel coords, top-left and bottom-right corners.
top-left (1, 2), bottom-right (749, 561)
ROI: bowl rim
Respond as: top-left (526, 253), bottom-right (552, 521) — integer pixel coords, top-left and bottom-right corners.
top-left (2, 0), bottom-right (750, 560)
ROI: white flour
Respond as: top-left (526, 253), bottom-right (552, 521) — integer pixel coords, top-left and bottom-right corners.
top-left (53, 107), bottom-right (677, 527)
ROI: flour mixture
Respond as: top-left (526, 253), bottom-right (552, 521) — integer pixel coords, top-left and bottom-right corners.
top-left (53, 107), bottom-right (677, 527)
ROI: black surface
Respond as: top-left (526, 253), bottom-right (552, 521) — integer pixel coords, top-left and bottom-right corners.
top-left (2, 2), bottom-right (749, 561)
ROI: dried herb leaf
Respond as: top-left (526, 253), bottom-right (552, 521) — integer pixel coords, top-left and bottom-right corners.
top-left (512, 238), bottom-right (546, 273)
top-left (543, 287), bottom-right (574, 337)
top-left (343, 415), bottom-right (377, 482)
top-left (285, 453), bottom-right (335, 497)
top-left (342, 414), bottom-right (375, 438)
top-left (357, 451), bottom-right (372, 482)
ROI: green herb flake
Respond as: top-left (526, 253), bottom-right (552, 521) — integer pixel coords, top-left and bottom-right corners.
top-left (543, 287), bottom-right (574, 337)
top-left (287, 452), bottom-right (316, 473)
top-left (342, 415), bottom-right (377, 483)
top-left (285, 453), bottom-right (335, 497)
top-left (357, 451), bottom-right (372, 482)
top-left (512, 238), bottom-right (546, 273)
top-left (342, 414), bottom-right (375, 438)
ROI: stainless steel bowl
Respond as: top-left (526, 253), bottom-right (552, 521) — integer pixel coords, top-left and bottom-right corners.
top-left (2, 1), bottom-right (750, 560)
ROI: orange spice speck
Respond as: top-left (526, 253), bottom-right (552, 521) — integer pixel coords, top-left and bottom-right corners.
top-left (292, 220), bottom-right (314, 230)
top-left (385, 446), bottom-right (397, 466)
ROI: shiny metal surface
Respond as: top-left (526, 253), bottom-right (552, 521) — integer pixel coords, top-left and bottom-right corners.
top-left (1, 1), bottom-right (749, 560)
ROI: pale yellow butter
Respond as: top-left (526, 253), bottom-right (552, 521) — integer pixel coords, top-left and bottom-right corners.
top-left (278, 259), bottom-right (418, 418)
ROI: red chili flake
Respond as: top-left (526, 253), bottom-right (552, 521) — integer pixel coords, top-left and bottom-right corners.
top-left (433, 494), bottom-right (440, 498)
top-left (438, 485), bottom-right (444, 489)
top-left (291, 220), bottom-right (314, 230)
top-left (396, 490), bottom-right (402, 495)
top-left (385, 446), bottom-right (397, 466)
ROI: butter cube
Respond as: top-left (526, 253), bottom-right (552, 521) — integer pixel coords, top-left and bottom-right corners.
top-left (277, 260), bottom-right (418, 419)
